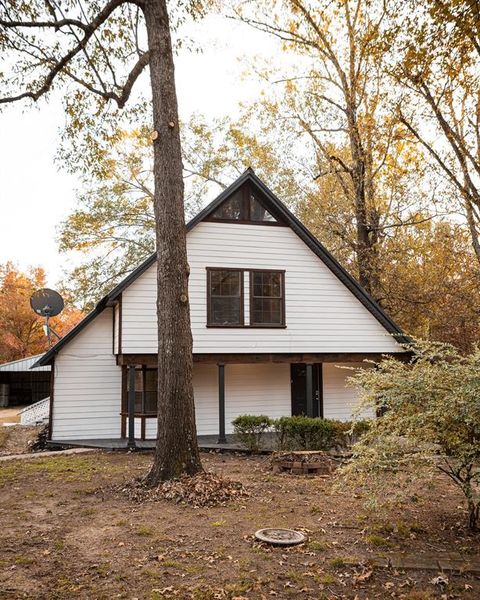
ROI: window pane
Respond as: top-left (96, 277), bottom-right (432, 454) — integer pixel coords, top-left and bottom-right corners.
top-left (145, 369), bottom-right (157, 392)
top-left (126, 369), bottom-right (157, 414)
top-left (144, 391), bottom-right (157, 413)
top-left (250, 195), bottom-right (276, 222)
top-left (252, 298), bottom-right (282, 325)
top-left (251, 271), bottom-right (283, 325)
top-left (211, 271), bottom-right (240, 296)
top-left (134, 392), bottom-right (143, 413)
top-left (211, 297), bottom-right (241, 325)
top-left (127, 371), bottom-right (143, 392)
top-left (208, 270), bottom-right (243, 325)
top-left (252, 272), bottom-right (281, 297)
top-left (211, 190), bottom-right (245, 220)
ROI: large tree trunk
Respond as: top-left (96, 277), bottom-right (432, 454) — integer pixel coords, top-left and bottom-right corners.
top-left (142, 0), bottom-right (203, 483)
top-left (347, 109), bottom-right (378, 298)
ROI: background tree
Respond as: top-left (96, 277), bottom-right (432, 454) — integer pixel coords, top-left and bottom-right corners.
top-left (59, 112), bottom-right (306, 309)
top-left (342, 340), bottom-right (480, 530)
top-left (233, 0), bottom-right (433, 298)
top-left (0, 0), bottom-right (204, 483)
top-left (58, 108), bottom-right (480, 350)
top-left (59, 126), bottom-right (156, 310)
top-left (378, 220), bottom-right (480, 352)
top-left (392, 0), bottom-right (480, 262)
top-left (0, 263), bottom-right (82, 363)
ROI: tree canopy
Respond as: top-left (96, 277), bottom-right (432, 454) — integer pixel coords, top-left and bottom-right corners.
top-left (0, 263), bottom-right (83, 363)
top-left (0, 0), bottom-right (206, 482)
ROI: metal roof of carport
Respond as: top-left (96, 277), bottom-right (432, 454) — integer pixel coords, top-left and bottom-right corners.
top-left (0, 354), bottom-right (50, 372)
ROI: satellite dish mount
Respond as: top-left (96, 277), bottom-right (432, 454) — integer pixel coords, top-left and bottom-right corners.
top-left (30, 288), bottom-right (65, 346)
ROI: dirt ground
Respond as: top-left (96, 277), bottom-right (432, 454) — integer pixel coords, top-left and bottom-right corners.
top-left (0, 407), bottom-right (24, 425)
top-left (0, 425), bottom-right (41, 455)
top-left (0, 450), bottom-right (479, 600)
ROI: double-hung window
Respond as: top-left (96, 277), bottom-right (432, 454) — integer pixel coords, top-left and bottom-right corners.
top-left (250, 270), bottom-right (284, 326)
top-left (207, 269), bottom-right (244, 326)
top-left (207, 268), bottom-right (285, 327)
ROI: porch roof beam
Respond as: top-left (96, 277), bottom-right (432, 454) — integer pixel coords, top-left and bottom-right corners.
top-left (117, 352), bottom-right (409, 366)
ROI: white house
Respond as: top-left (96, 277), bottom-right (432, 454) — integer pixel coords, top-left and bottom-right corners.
top-left (35, 169), bottom-right (408, 447)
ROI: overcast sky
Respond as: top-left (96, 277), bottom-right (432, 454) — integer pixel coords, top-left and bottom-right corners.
top-left (0, 15), bottom-right (277, 287)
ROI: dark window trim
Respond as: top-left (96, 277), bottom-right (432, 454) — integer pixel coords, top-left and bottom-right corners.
top-left (121, 364), bottom-right (155, 442)
top-left (123, 365), bottom-right (157, 416)
top-left (206, 267), bottom-right (286, 329)
top-left (205, 182), bottom-right (286, 226)
top-left (206, 267), bottom-right (245, 327)
top-left (249, 269), bottom-right (286, 328)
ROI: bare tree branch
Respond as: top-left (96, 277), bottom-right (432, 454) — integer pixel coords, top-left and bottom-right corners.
top-left (0, 0), bottom-right (138, 105)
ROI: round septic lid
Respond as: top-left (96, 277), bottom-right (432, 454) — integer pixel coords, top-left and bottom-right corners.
top-left (254, 528), bottom-right (306, 546)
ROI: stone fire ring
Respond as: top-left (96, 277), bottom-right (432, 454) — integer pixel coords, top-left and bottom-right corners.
top-left (254, 528), bottom-right (306, 546)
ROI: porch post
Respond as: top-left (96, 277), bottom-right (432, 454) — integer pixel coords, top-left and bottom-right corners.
top-left (306, 363), bottom-right (313, 418)
top-left (218, 363), bottom-right (227, 444)
top-left (127, 365), bottom-right (136, 450)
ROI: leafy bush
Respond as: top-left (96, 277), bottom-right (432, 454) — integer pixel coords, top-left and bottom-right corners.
top-left (332, 419), bottom-right (371, 447)
top-left (341, 340), bottom-right (480, 531)
top-left (232, 415), bottom-right (272, 452)
top-left (232, 414), bottom-right (372, 453)
top-left (273, 416), bottom-right (337, 450)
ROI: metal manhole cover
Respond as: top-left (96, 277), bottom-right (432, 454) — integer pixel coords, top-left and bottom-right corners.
top-left (254, 528), bottom-right (306, 546)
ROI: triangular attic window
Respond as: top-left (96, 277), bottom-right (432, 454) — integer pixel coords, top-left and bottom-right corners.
top-left (250, 193), bottom-right (276, 222)
top-left (211, 189), bottom-right (244, 220)
top-left (210, 185), bottom-right (278, 223)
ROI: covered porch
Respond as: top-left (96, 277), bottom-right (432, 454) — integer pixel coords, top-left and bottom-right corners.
top-left (46, 434), bottom-right (249, 451)
top-left (114, 351), bottom-right (392, 450)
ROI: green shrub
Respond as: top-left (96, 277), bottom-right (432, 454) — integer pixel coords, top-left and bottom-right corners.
top-left (232, 414), bottom-right (272, 452)
top-left (232, 414), bottom-right (371, 452)
top-left (330, 419), bottom-right (371, 447)
top-left (273, 416), bottom-right (337, 450)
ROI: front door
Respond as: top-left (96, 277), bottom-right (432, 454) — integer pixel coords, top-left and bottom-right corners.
top-left (291, 364), bottom-right (323, 417)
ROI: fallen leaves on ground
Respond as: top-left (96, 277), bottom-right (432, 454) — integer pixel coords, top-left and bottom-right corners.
top-left (115, 470), bottom-right (248, 507)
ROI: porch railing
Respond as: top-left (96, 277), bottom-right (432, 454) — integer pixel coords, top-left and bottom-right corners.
top-left (19, 397), bottom-right (50, 426)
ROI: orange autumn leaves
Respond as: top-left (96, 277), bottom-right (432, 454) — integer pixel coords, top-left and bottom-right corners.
top-left (0, 263), bottom-right (83, 363)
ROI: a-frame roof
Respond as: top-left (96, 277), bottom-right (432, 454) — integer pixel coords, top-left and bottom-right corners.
top-left (35, 169), bottom-right (408, 367)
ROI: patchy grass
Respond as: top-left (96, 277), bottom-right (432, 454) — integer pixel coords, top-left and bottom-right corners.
top-left (0, 451), bottom-right (479, 599)
top-left (328, 556), bottom-right (351, 569)
top-left (136, 525), bottom-right (153, 536)
top-left (365, 533), bottom-right (393, 547)
top-left (0, 454), bottom-right (121, 483)
top-left (316, 572), bottom-right (336, 585)
top-left (307, 540), bottom-right (327, 552)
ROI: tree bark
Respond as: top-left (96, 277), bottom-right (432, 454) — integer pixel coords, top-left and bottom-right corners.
top-left (142, 0), bottom-right (203, 483)
top-left (346, 107), bottom-right (378, 297)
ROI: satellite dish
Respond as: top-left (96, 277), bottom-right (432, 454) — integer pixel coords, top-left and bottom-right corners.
top-left (30, 288), bottom-right (64, 317)
top-left (30, 289), bottom-right (64, 346)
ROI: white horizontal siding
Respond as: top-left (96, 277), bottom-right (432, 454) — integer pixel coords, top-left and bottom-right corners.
top-left (52, 309), bottom-right (122, 441)
top-left (142, 363), bottom-right (291, 438)
top-left (121, 222), bottom-right (402, 354)
top-left (192, 363), bottom-right (218, 435)
top-left (193, 363), bottom-right (291, 436)
top-left (223, 364), bottom-right (291, 433)
top-left (323, 362), bottom-right (373, 421)
top-left (145, 418), bottom-right (157, 439)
